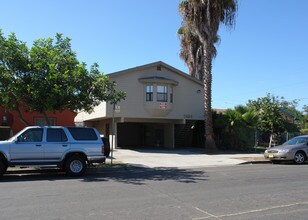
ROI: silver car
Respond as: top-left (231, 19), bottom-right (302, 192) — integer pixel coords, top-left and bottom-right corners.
top-left (264, 135), bottom-right (308, 164)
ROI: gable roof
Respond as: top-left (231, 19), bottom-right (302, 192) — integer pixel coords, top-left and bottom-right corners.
top-left (280, 107), bottom-right (302, 121)
top-left (106, 61), bottom-right (203, 86)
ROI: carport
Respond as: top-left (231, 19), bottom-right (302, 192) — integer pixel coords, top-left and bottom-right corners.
top-left (117, 122), bottom-right (174, 149)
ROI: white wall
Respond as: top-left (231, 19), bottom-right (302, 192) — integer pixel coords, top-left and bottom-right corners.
top-left (75, 99), bottom-right (107, 122)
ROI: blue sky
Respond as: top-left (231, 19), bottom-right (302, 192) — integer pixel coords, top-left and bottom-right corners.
top-left (1, 0), bottom-right (307, 111)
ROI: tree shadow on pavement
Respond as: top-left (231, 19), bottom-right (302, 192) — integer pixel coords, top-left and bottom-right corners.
top-left (83, 165), bottom-right (208, 185)
top-left (0, 166), bottom-right (208, 185)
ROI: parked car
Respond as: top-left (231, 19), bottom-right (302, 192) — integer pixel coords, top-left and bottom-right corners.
top-left (264, 135), bottom-right (308, 164)
top-left (0, 126), bottom-right (106, 176)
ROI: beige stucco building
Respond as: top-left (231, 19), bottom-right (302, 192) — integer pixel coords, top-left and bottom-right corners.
top-left (75, 61), bottom-right (204, 149)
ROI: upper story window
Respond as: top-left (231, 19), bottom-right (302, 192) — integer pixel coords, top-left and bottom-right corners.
top-left (146, 85), bottom-right (153, 101)
top-left (170, 87), bottom-right (173, 103)
top-left (157, 85), bottom-right (168, 102)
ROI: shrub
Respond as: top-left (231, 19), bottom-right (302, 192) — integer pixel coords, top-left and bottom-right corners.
top-left (300, 128), bottom-right (308, 135)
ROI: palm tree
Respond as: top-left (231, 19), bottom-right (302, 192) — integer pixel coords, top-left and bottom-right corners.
top-left (178, 27), bottom-right (219, 82)
top-left (178, 27), bottom-right (205, 81)
top-left (223, 106), bottom-right (258, 149)
top-left (179, 0), bottom-right (238, 152)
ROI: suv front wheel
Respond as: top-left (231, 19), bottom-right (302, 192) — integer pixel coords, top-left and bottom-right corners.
top-left (65, 155), bottom-right (86, 176)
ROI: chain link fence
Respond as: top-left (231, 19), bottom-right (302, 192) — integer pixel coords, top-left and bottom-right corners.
top-left (255, 131), bottom-right (301, 148)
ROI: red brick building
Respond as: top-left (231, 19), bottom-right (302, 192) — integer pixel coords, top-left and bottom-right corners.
top-left (0, 106), bottom-right (77, 135)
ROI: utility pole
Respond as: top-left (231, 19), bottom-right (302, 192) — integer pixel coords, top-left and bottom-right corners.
top-left (110, 102), bottom-right (115, 165)
top-left (108, 85), bottom-right (125, 166)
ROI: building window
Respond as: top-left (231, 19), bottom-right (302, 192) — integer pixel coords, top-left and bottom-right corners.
top-left (170, 87), bottom-right (173, 103)
top-left (34, 117), bottom-right (56, 126)
top-left (146, 85), bottom-right (153, 101)
top-left (157, 85), bottom-right (168, 102)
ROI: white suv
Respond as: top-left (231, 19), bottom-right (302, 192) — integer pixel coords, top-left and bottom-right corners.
top-left (0, 126), bottom-right (106, 176)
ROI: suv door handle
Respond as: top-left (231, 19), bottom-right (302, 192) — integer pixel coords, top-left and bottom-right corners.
top-left (36, 144), bottom-right (42, 147)
top-left (62, 144), bottom-right (68, 147)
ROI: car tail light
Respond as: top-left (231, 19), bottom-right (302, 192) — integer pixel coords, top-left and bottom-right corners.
top-left (102, 145), bottom-right (105, 154)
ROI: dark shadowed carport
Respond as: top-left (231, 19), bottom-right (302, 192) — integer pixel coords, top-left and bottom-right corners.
top-left (117, 122), bottom-right (170, 149)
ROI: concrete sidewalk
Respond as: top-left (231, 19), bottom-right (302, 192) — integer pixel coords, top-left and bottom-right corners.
top-left (106, 148), bottom-right (268, 168)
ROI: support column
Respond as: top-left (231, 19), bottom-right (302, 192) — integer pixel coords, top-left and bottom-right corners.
top-left (109, 121), bottom-right (118, 149)
top-left (114, 122), bottom-right (118, 148)
top-left (164, 123), bottom-right (175, 149)
top-left (170, 123), bottom-right (174, 148)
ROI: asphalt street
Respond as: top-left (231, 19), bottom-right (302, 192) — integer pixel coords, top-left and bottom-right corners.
top-left (1, 164), bottom-right (308, 220)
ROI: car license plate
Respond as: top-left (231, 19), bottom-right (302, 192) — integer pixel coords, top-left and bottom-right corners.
top-left (268, 154), bottom-right (274, 158)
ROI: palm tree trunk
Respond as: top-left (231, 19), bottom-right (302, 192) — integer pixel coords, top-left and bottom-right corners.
top-left (203, 46), bottom-right (217, 152)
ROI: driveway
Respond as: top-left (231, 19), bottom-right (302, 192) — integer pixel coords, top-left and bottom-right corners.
top-left (108, 148), bottom-right (266, 168)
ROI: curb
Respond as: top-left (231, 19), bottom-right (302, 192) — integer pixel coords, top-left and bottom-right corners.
top-left (240, 160), bottom-right (271, 165)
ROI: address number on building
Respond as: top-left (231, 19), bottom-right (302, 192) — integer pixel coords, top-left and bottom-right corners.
top-left (115, 105), bottom-right (120, 113)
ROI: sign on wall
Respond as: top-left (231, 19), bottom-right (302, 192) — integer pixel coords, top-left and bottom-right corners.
top-left (115, 105), bottom-right (121, 113)
top-left (159, 103), bottom-right (167, 109)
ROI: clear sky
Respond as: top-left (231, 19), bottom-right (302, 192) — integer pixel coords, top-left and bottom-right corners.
top-left (1, 0), bottom-right (307, 111)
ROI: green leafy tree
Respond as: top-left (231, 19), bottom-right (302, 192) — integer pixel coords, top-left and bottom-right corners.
top-left (303, 105), bottom-right (308, 115)
top-left (0, 31), bottom-right (125, 125)
top-left (248, 93), bottom-right (298, 147)
top-left (179, 0), bottom-right (238, 152)
top-left (300, 105), bottom-right (308, 133)
top-left (0, 31), bottom-right (31, 125)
